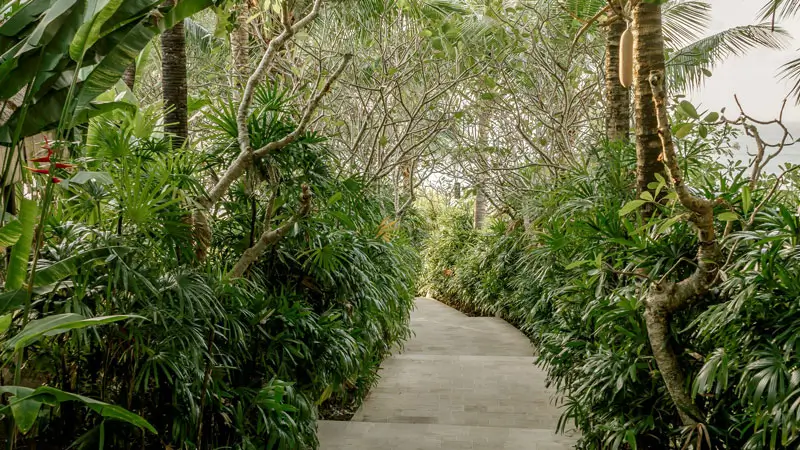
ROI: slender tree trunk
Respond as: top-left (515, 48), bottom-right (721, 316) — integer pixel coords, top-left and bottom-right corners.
top-left (232, 1), bottom-right (251, 90)
top-left (123, 62), bottom-right (136, 91)
top-left (474, 183), bottom-right (486, 230)
top-left (605, 13), bottom-right (630, 142)
top-left (474, 106), bottom-right (489, 230)
top-left (161, 0), bottom-right (188, 149)
top-left (632, 1), bottom-right (667, 194)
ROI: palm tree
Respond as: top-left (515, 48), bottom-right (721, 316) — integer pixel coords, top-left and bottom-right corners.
top-left (631, 1), bottom-right (669, 195)
top-left (605, 6), bottom-right (630, 142)
top-left (760, 0), bottom-right (800, 103)
top-left (162, 0), bottom-right (189, 149)
top-left (567, 0), bottom-right (788, 189)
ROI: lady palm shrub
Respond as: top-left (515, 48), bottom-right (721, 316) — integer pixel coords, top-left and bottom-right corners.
top-left (1, 91), bottom-right (417, 448)
top-left (421, 133), bottom-right (800, 448)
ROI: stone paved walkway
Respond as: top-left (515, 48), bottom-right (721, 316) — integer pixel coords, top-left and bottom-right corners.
top-left (317, 297), bottom-right (578, 449)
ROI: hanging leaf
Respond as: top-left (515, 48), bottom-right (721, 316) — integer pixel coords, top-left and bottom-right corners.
top-left (674, 123), bottom-right (694, 139)
top-left (742, 186), bottom-right (752, 214)
top-left (10, 395), bottom-right (42, 434)
top-left (678, 100), bottom-right (700, 119)
top-left (4, 313), bottom-right (141, 351)
top-left (0, 219), bottom-right (23, 247)
top-left (717, 212), bottom-right (739, 222)
top-left (0, 313), bottom-right (11, 333)
top-left (69, 0), bottom-right (125, 61)
top-left (0, 386), bottom-right (156, 434)
top-left (6, 199), bottom-right (37, 292)
top-left (619, 200), bottom-right (646, 216)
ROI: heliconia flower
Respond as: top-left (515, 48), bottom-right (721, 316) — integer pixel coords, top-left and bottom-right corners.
top-left (54, 163), bottom-right (75, 169)
top-left (25, 166), bottom-right (50, 174)
top-left (52, 177), bottom-right (62, 184)
top-left (30, 149), bottom-right (54, 163)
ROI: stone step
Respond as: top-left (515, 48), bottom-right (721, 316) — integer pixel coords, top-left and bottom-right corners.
top-left (402, 318), bottom-right (534, 356)
top-left (317, 421), bottom-right (578, 450)
top-left (353, 354), bottom-right (562, 430)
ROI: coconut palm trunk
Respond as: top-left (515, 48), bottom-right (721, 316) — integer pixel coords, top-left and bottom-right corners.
top-left (162, 0), bottom-right (189, 149)
top-left (632, 1), bottom-right (667, 193)
top-left (605, 13), bottom-right (630, 142)
top-left (123, 63), bottom-right (136, 91)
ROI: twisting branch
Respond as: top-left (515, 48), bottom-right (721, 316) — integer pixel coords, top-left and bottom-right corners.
top-left (192, 47), bottom-right (349, 259)
top-left (229, 184), bottom-right (313, 279)
top-left (643, 69), bottom-right (722, 427)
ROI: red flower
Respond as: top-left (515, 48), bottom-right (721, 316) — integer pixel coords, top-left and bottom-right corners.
top-left (30, 149), bottom-right (54, 163)
top-left (25, 166), bottom-right (49, 174)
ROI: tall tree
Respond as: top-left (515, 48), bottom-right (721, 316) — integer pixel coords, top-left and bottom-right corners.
top-left (162, 0), bottom-right (189, 148)
top-left (231, 0), bottom-right (251, 90)
top-left (631, 0), bottom-right (667, 194)
top-left (123, 63), bottom-right (136, 91)
top-left (604, 6), bottom-right (630, 142)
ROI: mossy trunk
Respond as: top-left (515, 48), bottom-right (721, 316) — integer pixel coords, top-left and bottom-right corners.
top-left (161, 0), bottom-right (188, 149)
top-left (632, 1), bottom-right (667, 194)
top-left (605, 14), bottom-right (630, 142)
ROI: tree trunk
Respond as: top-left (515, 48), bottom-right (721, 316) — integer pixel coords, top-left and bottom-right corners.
top-left (605, 13), bottom-right (630, 142)
top-left (231, 1), bottom-right (251, 90)
top-left (474, 184), bottom-right (486, 229)
top-left (161, 0), bottom-right (188, 149)
top-left (123, 62), bottom-right (136, 91)
top-left (632, 1), bottom-right (667, 194)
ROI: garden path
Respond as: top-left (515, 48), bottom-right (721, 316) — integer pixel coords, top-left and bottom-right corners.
top-left (317, 297), bottom-right (578, 449)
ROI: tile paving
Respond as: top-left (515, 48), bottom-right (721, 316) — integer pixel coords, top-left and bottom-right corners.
top-left (317, 297), bottom-right (577, 449)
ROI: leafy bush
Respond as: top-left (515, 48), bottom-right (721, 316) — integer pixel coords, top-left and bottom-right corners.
top-left (421, 137), bottom-right (800, 449)
top-left (0, 94), bottom-right (417, 449)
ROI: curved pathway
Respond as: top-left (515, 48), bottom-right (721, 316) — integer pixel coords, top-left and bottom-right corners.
top-left (318, 297), bottom-right (578, 449)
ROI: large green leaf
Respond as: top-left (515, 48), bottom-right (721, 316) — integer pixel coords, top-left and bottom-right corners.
top-left (4, 313), bottom-right (141, 350)
top-left (0, 386), bottom-right (156, 434)
top-left (74, 0), bottom-right (214, 113)
top-left (10, 395), bottom-right (42, 434)
top-left (21, 0), bottom-right (80, 53)
top-left (0, 0), bottom-right (214, 143)
top-left (0, 219), bottom-right (23, 247)
top-left (33, 246), bottom-right (128, 287)
top-left (5, 199), bottom-right (37, 291)
top-left (69, 0), bottom-right (125, 61)
top-left (0, 0), bottom-right (54, 42)
top-left (0, 289), bottom-right (27, 314)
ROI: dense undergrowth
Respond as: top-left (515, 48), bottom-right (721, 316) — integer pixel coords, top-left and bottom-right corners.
top-left (0, 91), bottom-right (418, 449)
top-left (421, 137), bottom-right (800, 449)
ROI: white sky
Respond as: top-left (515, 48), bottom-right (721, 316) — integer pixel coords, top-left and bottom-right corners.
top-left (688, 0), bottom-right (800, 123)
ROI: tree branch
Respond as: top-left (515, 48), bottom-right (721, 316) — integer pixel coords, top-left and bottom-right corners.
top-left (228, 184), bottom-right (312, 279)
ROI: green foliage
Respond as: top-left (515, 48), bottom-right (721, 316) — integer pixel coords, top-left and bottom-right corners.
top-left (0, 0), bottom-right (214, 143)
top-left (421, 135), bottom-right (800, 448)
top-left (1, 86), bottom-right (417, 449)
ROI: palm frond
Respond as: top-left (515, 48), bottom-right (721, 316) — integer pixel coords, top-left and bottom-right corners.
top-left (662, 0), bottom-right (712, 48)
top-left (666, 23), bottom-right (790, 91)
top-left (759, 0), bottom-right (800, 21)
top-left (778, 55), bottom-right (800, 104)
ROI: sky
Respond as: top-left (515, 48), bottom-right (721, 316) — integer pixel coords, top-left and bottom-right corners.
top-left (688, 0), bottom-right (800, 123)
top-left (688, 0), bottom-right (800, 169)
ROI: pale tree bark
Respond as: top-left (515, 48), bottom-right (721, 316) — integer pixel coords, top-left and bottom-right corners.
top-left (632, 1), bottom-right (667, 194)
top-left (474, 183), bottom-right (486, 229)
top-left (473, 106), bottom-right (489, 230)
top-left (644, 70), bottom-right (720, 427)
top-left (604, 10), bottom-right (630, 142)
top-left (191, 0), bottom-right (350, 261)
top-left (161, 0), bottom-right (189, 149)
